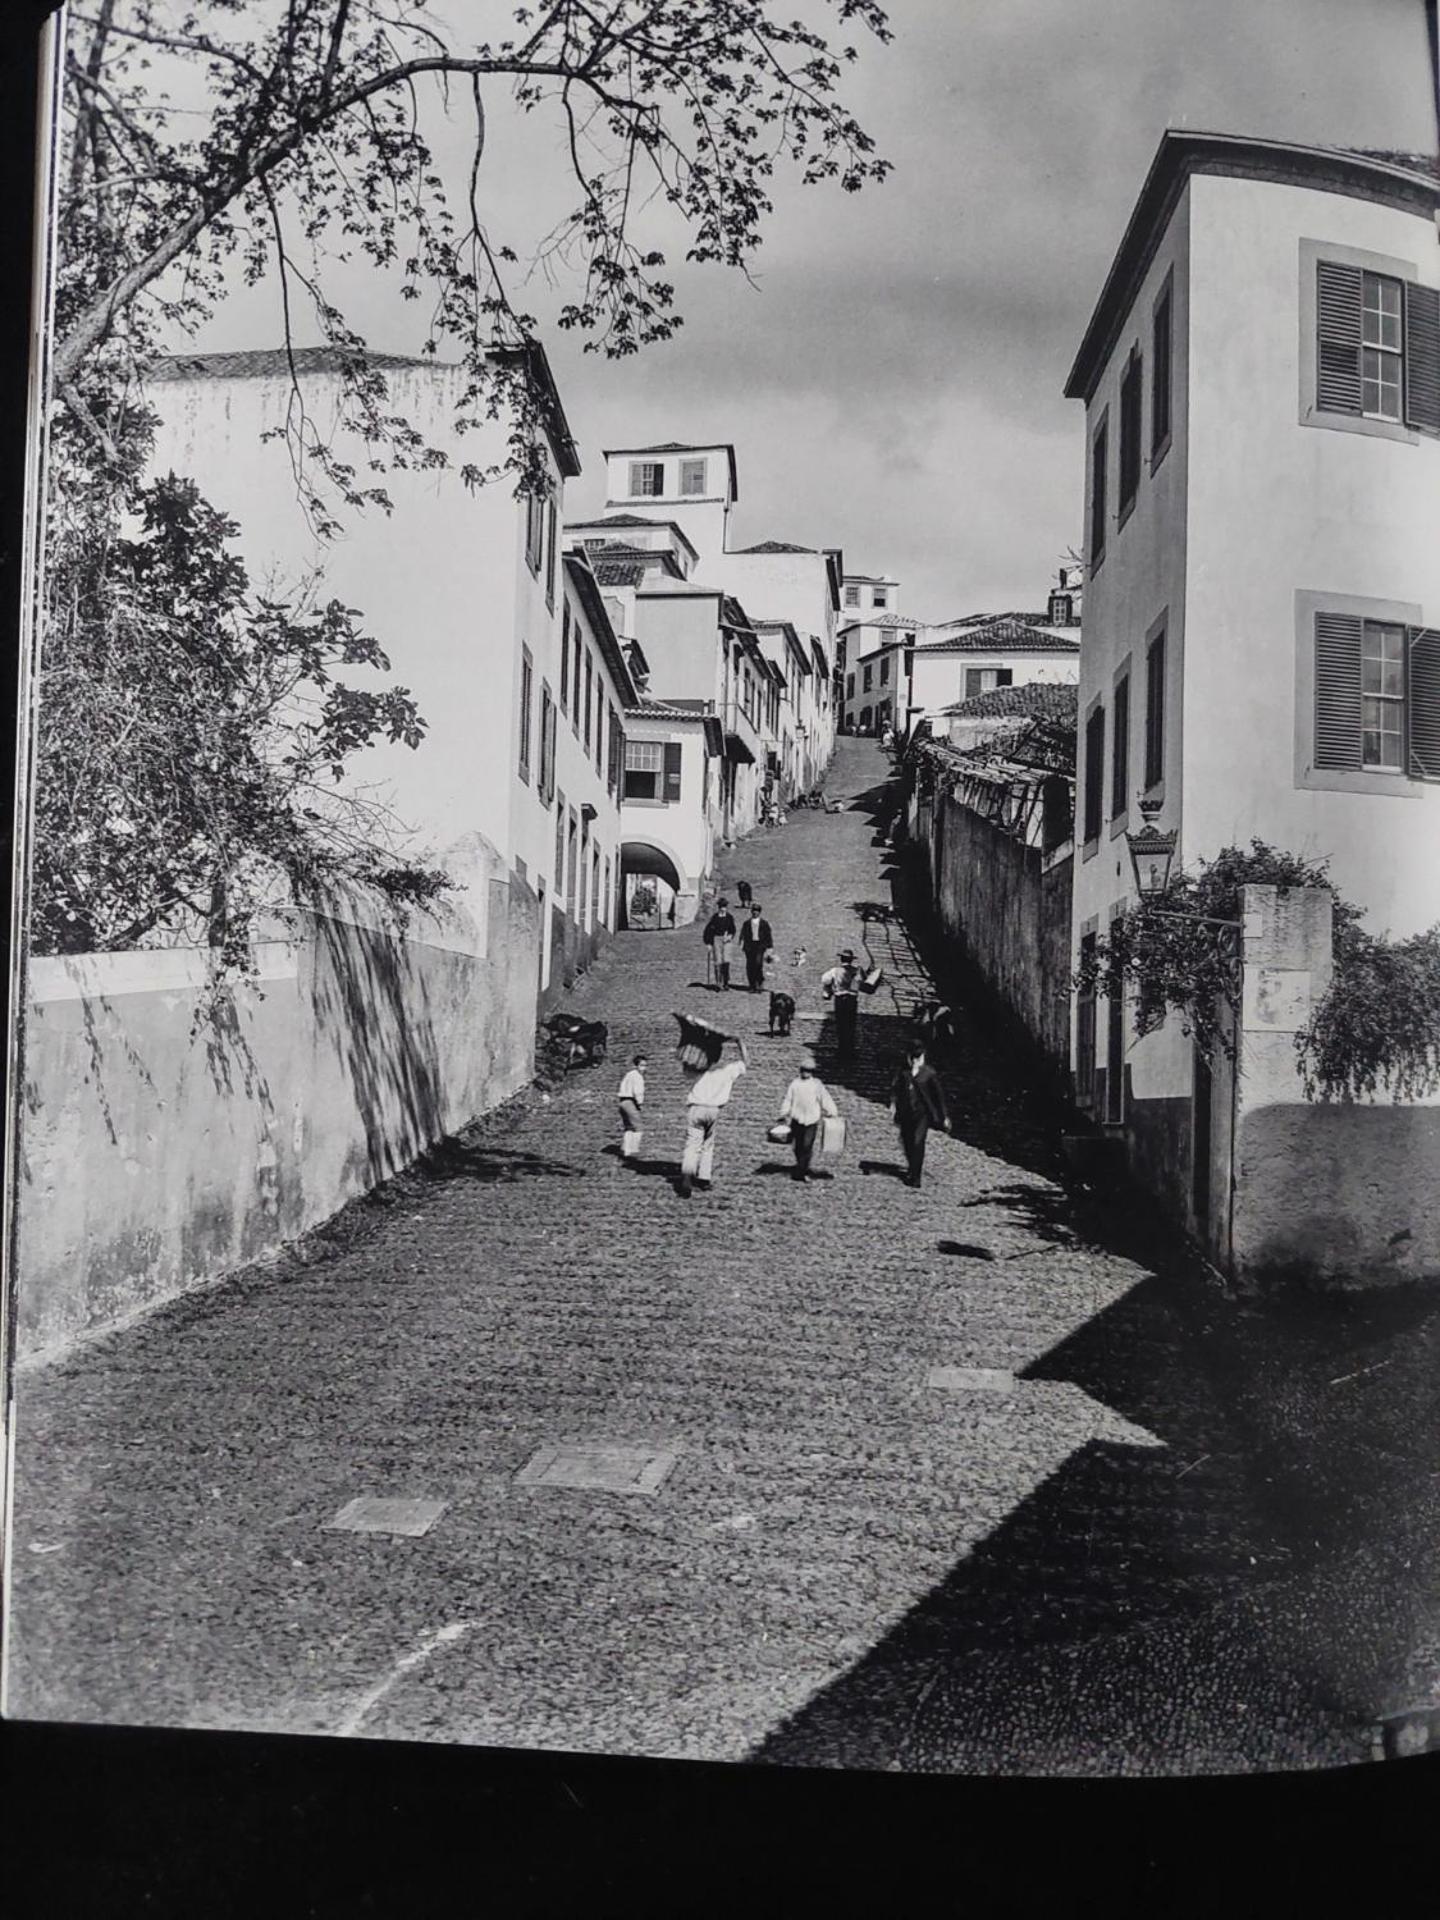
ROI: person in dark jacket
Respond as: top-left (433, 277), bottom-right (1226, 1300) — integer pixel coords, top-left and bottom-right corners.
top-left (890, 1040), bottom-right (952, 1188)
top-left (702, 898), bottom-right (736, 989)
top-left (737, 903), bottom-right (775, 991)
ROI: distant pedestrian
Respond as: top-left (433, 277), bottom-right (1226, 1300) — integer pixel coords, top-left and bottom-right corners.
top-left (738, 902), bottom-right (775, 991)
top-left (736, 880), bottom-right (753, 908)
top-left (702, 897), bottom-right (736, 990)
top-left (890, 1039), bottom-right (951, 1189)
top-left (617, 1054), bottom-right (647, 1162)
top-left (679, 1035), bottom-right (749, 1196)
top-left (820, 948), bottom-right (865, 1060)
top-left (777, 1054), bottom-right (839, 1183)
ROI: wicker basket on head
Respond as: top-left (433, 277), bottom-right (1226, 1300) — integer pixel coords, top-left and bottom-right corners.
top-left (674, 1011), bottom-right (727, 1073)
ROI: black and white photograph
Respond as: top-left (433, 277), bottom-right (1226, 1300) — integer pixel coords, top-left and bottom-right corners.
top-left (4, 0), bottom-right (1440, 1806)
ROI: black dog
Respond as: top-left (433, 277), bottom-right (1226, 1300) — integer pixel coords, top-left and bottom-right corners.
top-left (768, 991), bottom-right (796, 1037)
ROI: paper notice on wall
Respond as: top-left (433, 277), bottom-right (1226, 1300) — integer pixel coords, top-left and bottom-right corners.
top-left (1242, 967), bottom-right (1312, 1032)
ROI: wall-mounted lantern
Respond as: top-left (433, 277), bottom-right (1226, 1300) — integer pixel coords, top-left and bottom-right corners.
top-left (1125, 797), bottom-right (1178, 899)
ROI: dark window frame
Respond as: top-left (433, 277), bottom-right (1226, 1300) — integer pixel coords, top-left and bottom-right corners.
top-left (1111, 669), bottom-right (1131, 820)
top-left (518, 646), bottom-right (534, 783)
top-left (1089, 411), bottom-right (1109, 573)
top-left (1151, 274), bottom-right (1174, 466)
top-left (1082, 703), bottom-right (1106, 847)
top-left (1117, 346), bottom-right (1143, 525)
top-left (1144, 631), bottom-right (1166, 793)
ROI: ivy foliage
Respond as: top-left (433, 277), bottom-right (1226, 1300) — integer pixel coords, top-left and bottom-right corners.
top-left (34, 464), bottom-right (448, 977)
top-left (1074, 840), bottom-right (1440, 1104)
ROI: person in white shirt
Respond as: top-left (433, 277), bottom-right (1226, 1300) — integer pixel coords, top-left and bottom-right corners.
top-left (777, 1055), bottom-right (839, 1182)
top-left (820, 948), bottom-right (865, 1060)
top-left (679, 1035), bottom-right (749, 1196)
top-left (616, 1054), bottom-right (647, 1161)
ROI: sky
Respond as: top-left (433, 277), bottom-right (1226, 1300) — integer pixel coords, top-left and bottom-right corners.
top-left (191, 0), bottom-right (1438, 623)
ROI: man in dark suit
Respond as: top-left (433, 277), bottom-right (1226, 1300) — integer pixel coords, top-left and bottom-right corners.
top-left (890, 1040), bottom-right (951, 1188)
top-left (737, 902), bottom-right (775, 991)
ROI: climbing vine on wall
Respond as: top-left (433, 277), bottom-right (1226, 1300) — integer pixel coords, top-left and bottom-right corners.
top-left (1072, 840), bottom-right (1440, 1104)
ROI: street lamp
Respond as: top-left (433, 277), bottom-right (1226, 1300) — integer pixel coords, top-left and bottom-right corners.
top-left (1124, 797), bottom-right (1241, 930)
top-left (1125, 797), bottom-right (1178, 899)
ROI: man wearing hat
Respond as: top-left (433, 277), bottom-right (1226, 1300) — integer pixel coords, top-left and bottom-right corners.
top-left (820, 949), bottom-right (865, 1060)
top-left (777, 1052), bottom-right (840, 1182)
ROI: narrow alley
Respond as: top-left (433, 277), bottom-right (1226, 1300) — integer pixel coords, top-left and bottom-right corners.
top-left (10, 742), bottom-right (1439, 1776)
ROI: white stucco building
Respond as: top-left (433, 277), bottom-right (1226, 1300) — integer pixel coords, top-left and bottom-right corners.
top-left (906, 617), bottom-right (1082, 733)
top-left (1065, 131), bottom-right (1440, 1263)
top-left (146, 344), bottom-right (595, 991)
top-left (599, 442), bottom-right (840, 792)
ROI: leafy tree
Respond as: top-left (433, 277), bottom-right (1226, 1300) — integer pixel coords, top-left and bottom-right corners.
top-left (34, 468), bottom-right (446, 968)
top-left (34, 1), bottom-right (892, 970)
top-left (56, 0), bottom-right (893, 514)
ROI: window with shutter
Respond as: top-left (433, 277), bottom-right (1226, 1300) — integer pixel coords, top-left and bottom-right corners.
top-left (1083, 705), bottom-right (1105, 844)
top-left (1144, 633), bottom-right (1166, 790)
top-left (662, 742), bottom-right (683, 803)
top-left (560, 605), bottom-right (571, 714)
top-left (538, 684), bottom-right (555, 800)
top-left (1313, 612), bottom-right (1365, 770)
top-left (1407, 628), bottom-right (1440, 780)
top-left (1316, 260), bottom-right (1364, 414)
top-left (554, 790), bottom-right (566, 889)
top-left (1090, 415), bottom-right (1108, 568)
top-left (624, 738), bottom-right (662, 800)
top-left (1111, 671), bottom-right (1130, 816)
top-left (1118, 348), bottom-right (1143, 518)
top-left (518, 648), bottom-right (533, 781)
top-left (629, 461), bottom-right (664, 497)
top-left (1152, 278), bottom-right (1173, 458)
top-left (1404, 282), bottom-right (1440, 435)
top-left (679, 458), bottom-right (707, 495)
top-left (545, 500), bottom-right (559, 606)
top-left (1076, 931), bottom-right (1098, 1108)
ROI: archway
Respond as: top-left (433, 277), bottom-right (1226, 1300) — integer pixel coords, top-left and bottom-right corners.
top-left (620, 840), bottom-right (684, 930)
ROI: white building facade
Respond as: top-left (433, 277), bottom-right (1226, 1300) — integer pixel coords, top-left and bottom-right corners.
top-left (1066, 132), bottom-right (1440, 1270)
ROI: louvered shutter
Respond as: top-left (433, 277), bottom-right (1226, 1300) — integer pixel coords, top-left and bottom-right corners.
top-left (1403, 282), bottom-right (1440, 435)
top-left (1313, 612), bottom-right (1363, 769)
top-left (1316, 262), bottom-right (1363, 415)
top-left (662, 742), bottom-right (683, 802)
top-left (1407, 627), bottom-right (1440, 780)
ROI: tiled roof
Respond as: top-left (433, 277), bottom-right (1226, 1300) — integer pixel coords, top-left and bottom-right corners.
top-left (937, 610), bottom-right (1055, 629)
top-left (593, 560), bottom-right (647, 587)
top-left (733, 540), bottom-right (816, 555)
top-left (1342, 147), bottom-right (1440, 182)
top-left (616, 441), bottom-right (730, 453)
top-left (917, 618), bottom-right (1081, 655)
top-left (585, 512), bottom-right (663, 528)
top-left (148, 346), bottom-right (434, 381)
top-left (942, 682), bottom-right (1079, 722)
top-left (843, 573), bottom-right (893, 586)
top-left (629, 699), bottom-right (710, 721)
top-left (843, 612), bottom-right (923, 631)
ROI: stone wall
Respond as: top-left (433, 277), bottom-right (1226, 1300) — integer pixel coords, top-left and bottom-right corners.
top-left (1229, 884), bottom-right (1440, 1289)
top-left (16, 838), bottom-right (539, 1361)
top-left (924, 786), bottom-right (1073, 1077)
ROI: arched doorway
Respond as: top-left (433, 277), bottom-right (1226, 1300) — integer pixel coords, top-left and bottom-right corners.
top-left (620, 841), bottom-right (684, 930)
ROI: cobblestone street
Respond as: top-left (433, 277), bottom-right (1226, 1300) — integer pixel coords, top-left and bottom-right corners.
top-left (9, 740), bottom-right (1440, 1775)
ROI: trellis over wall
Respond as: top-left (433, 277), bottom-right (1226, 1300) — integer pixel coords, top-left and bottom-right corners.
top-left (14, 836), bottom-right (539, 1363)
